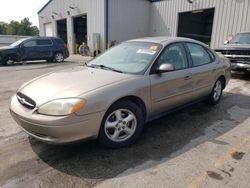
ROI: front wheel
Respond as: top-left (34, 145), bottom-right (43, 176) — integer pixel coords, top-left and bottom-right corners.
top-left (208, 78), bottom-right (224, 105)
top-left (54, 52), bottom-right (64, 63)
top-left (98, 100), bottom-right (144, 148)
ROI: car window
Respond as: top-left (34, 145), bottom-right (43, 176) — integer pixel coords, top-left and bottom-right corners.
top-left (89, 42), bottom-right (162, 74)
top-left (37, 39), bottom-right (52, 46)
top-left (23, 40), bottom-right (37, 47)
top-left (186, 43), bottom-right (211, 66)
top-left (206, 49), bottom-right (216, 61)
top-left (157, 43), bottom-right (188, 70)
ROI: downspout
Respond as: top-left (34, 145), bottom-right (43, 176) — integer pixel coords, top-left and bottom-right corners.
top-left (104, 0), bottom-right (109, 49)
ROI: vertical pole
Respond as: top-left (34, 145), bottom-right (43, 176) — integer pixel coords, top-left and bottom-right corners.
top-left (67, 16), bottom-right (74, 54)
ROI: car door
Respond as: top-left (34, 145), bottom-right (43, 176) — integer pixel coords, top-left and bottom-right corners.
top-left (21, 40), bottom-right (37, 60)
top-left (150, 42), bottom-right (195, 115)
top-left (184, 42), bottom-right (217, 99)
top-left (36, 39), bottom-right (53, 59)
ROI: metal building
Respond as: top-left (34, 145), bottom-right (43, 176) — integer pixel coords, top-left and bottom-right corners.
top-left (38, 0), bottom-right (250, 54)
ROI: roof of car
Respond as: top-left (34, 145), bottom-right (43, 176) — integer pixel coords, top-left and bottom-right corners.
top-left (24, 36), bottom-right (62, 40)
top-left (128, 36), bottom-right (205, 46)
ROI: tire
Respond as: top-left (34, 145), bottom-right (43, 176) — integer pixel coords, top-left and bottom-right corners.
top-left (94, 50), bottom-right (101, 57)
top-left (0, 54), bottom-right (7, 66)
top-left (54, 52), bottom-right (64, 63)
top-left (207, 78), bottom-right (224, 105)
top-left (98, 100), bottom-right (144, 148)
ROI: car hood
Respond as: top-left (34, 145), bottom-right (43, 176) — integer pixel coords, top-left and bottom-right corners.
top-left (0, 46), bottom-right (15, 51)
top-left (18, 66), bottom-right (134, 106)
top-left (215, 44), bottom-right (250, 51)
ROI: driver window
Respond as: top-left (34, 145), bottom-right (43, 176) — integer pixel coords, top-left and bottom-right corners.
top-left (157, 43), bottom-right (188, 70)
top-left (23, 40), bottom-right (37, 47)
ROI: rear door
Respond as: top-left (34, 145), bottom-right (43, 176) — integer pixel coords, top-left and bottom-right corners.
top-left (36, 39), bottom-right (53, 58)
top-left (150, 42), bottom-right (195, 115)
top-left (184, 42), bottom-right (217, 98)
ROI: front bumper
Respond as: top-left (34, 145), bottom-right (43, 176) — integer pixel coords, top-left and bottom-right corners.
top-left (10, 95), bottom-right (105, 144)
top-left (230, 62), bottom-right (250, 72)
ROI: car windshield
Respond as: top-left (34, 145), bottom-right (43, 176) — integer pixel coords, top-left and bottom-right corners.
top-left (230, 33), bottom-right (250, 44)
top-left (88, 42), bottom-right (162, 74)
top-left (10, 38), bottom-right (29, 47)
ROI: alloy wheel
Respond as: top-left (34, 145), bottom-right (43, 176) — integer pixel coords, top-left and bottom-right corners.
top-left (55, 53), bottom-right (64, 62)
top-left (213, 80), bottom-right (222, 101)
top-left (104, 109), bottom-right (137, 142)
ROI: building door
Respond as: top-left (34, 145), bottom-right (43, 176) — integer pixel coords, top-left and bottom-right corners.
top-left (57, 19), bottom-right (67, 43)
top-left (177, 8), bottom-right (215, 46)
top-left (73, 15), bottom-right (87, 54)
top-left (44, 23), bottom-right (53, 37)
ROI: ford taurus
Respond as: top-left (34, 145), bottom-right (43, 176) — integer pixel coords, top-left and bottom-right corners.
top-left (10, 37), bottom-right (231, 148)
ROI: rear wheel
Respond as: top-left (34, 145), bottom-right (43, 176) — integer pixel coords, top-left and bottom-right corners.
top-left (98, 100), bottom-right (144, 148)
top-left (54, 52), bottom-right (64, 63)
top-left (208, 78), bottom-right (224, 105)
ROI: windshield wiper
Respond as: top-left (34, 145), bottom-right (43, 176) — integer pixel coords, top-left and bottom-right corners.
top-left (89, 64), bottom-right (124, 73)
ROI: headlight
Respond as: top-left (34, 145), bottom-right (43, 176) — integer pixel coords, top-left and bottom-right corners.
top-left (37, 98), bottom-right (86, 116)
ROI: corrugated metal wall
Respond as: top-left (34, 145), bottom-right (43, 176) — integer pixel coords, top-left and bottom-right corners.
top-left (38, 0), bottom-right (105, 53)
top-left (108, 0), bottom-right (151, 43)
top-left (150, 0), bottom-right (250, 48)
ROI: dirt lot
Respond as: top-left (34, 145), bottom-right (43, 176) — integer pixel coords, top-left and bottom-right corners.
top-left (0, 62), bottom-right (250, 188)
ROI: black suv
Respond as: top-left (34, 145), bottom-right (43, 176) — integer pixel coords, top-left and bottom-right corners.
top-left (0, 37), bottom-right (69, 66)
top-left (215, 32), bottom-right (250, 73)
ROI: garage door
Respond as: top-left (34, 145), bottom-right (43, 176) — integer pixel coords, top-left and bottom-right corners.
top-left (44, 23), bottom-right (53, 36)
top-left (177, 8), bottom-right (215, 46)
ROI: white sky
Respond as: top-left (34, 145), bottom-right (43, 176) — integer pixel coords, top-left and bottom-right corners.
top-left (0, 0), bottom-right (49, 27)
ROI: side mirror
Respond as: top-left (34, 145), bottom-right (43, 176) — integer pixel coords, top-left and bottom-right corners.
top-left (156, 63), bottom-right (174, 74)
top-left (224, 40), bottom-right (229, 45)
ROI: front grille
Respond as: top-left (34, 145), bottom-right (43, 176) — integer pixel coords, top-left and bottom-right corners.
top-left (16, 92), bottom-right (36, 110)
top-left (221, 50), bottom-right (250, 56)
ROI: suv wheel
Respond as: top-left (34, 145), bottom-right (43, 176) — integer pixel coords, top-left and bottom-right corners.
top-left (208, 78), bottom-right (223, 105)
top-left (6, 58), bottom-right (15, 66)
top-left (54, 52), bottom-right (64, 63)
top-left (98, 100), bottom-right (144, 148)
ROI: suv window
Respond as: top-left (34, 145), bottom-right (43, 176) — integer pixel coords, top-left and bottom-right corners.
top-left (157, 43), bottom-right (188, 70)
top-left (23, 40), bottom-right (37, 47)
top-left (37, 39), bottom-right (52, 46)
top-left (186, 43), bottom-right (211, 66)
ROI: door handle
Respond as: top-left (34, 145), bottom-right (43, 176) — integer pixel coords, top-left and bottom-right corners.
top-left (184, 73), bottom-right (192, 80)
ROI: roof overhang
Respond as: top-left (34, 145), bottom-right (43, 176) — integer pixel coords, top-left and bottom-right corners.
top-left (37, 0), bottom-right (53, 14)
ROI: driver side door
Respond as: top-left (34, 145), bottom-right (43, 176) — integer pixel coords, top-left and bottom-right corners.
top-left (21, 40), bottom-right (38, 60)
top-left (150, 42), bottom-right (194, 115)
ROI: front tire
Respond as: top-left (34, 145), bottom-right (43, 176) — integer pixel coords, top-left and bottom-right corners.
top-left (98, 100), bottom-right (144, 148)
top-left (208, 78), bottom-right (224, 105)
top-left (54, 52), bottom-right (64, 63)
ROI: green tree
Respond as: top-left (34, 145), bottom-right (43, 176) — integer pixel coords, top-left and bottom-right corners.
top-left (0, 18), bottom-right (39, 36)
top-left (0, 22), bottom-right (7, 34)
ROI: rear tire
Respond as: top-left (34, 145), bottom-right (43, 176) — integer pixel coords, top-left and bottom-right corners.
top-left (54, 52), bottom-right (64, 63)
top-left (98, 100), bottom-right (144, 148)
top-left (207, 78), bottom-right (224, 105)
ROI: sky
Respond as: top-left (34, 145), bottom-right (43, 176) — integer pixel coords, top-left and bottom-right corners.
top-left (0, 0), bottom-right (49, 27)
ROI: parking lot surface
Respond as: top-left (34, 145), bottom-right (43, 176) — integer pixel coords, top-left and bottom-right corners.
top-left (0, 62), bottom-right (250, 188)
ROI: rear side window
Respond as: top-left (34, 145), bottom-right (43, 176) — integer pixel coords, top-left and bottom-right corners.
top-left (186, 43), bottom-right (211, 66)
top-left (37, 39), bottom-right (52, 46)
